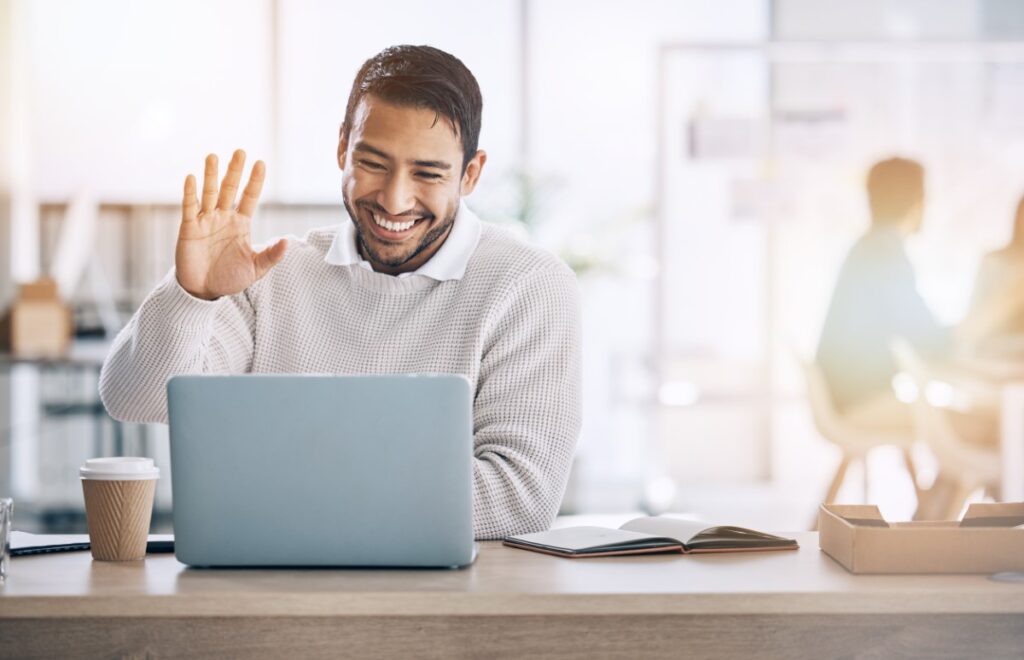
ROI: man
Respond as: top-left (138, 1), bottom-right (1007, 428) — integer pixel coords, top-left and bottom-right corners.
top-left (816, 157), bottom-right (949, 429)
top-left (99, 45), bottom-right (582, 540)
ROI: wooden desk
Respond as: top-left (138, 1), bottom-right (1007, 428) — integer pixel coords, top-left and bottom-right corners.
top-left (1, 533), bottom-right (1022, 659)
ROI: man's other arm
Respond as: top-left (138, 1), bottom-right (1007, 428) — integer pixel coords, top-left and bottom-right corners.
top-left (883, 243), bottom-right (950, 356)
top-left (472, 265), bottom-right (582, 540)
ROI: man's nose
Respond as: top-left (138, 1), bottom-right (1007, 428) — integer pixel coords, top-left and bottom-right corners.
top-left (377, 173), bottom-right (416, 216)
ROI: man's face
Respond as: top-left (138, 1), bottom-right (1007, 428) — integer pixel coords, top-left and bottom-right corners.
top-left (338, 95), bottom-right (486, 275)
top-left (901, 198), bottom-right (924, 236)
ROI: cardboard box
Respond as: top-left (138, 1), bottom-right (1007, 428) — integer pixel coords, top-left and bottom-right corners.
top-left (819, 502), bottom-right (1024, 574)
top-left (0, 278), bottom-right (72, 358)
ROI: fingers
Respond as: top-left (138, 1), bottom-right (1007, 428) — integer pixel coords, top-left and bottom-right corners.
top-left (237, 160), bottom-right (266, 218)
top-left (253, 238), bottom-right (288, 280)
top-left (217, 149), bottom-right (245, 211)
top-left (196, 150), bottom-right (262, 218)
top-left (182, 175), bottom-right (198, 223)
top-left (201, 154), bottom-right (218, 214)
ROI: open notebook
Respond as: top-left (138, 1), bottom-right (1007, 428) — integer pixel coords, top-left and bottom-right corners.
top-left (503, 517), bottom-right (798, 558)
top-left (9, 531), bottom-right (175, 556)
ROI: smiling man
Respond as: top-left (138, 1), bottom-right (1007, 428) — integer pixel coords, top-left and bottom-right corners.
top-left (99, 45), bottom-right (582, 540)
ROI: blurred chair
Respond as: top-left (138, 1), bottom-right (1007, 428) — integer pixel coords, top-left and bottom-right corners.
top-left (801, 357), bottom-right (921, 529)
top-left (890, 338), bottom-right (1001, 520)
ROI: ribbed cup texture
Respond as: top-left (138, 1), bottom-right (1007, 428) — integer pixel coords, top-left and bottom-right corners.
top-left (81, 479), bottom-right (156, 561)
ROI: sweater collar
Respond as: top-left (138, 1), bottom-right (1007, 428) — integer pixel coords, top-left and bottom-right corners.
top-left (324, 200), bottom-right (482, 281)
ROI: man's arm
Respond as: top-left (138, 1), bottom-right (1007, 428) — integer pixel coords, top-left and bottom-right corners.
top-left (98, 272), bottom-right (256, 424)
top-left (881, 244), bottom-right (950, 356)
top-left (100, 150), bottom-right (286, 424)
top-left (471, 265), bottom-right (582, 540)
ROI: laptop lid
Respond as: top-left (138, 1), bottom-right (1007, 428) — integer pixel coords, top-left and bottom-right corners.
top-left (167, 374), bottom-right (475, 568)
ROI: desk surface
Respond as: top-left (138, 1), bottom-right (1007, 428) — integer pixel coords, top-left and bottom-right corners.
top-left (2, 532), bottom-right (1022, 619)
top-left (3, 532), bottom-right (1024, 659)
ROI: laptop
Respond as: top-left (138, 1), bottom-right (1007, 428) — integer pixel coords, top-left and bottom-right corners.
top-left (166, 374), bottom-right (476, 568)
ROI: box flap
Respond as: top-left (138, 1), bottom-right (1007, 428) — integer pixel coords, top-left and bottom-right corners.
top-left (820, 502), bottom-right (1024, 573)
top-left (822, 504), bottom-right (890, 528)
top-left (17, 278), bottom-right (59, 301)
top-left (960, 502), bottom-right (1024, 528)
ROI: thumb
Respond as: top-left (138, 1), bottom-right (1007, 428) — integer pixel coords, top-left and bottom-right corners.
top-left (253, 238), bottom-right (288, 280)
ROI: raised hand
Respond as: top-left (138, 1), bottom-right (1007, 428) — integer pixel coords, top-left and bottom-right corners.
top-left (176, 150), bottom-right (287, 300)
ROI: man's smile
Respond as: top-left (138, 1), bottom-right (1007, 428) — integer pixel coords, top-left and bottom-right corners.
top-left (360, 204), bottom-right (432, 242)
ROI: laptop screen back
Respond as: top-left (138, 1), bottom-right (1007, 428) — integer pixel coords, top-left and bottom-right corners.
top-left (167, 374), bottom-right (474, 567)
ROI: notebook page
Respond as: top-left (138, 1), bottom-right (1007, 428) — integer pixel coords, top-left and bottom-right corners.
top-left (510, 526), bottom-right (665, 551)
top-left (619, 517), bottom-right (710, 544)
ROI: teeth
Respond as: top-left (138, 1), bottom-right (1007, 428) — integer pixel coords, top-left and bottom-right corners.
top-left (372, 213), bottom-right (416, 232)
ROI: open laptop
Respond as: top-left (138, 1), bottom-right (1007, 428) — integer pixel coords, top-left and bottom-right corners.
top-left (166, 374), bottom-right (476, 568)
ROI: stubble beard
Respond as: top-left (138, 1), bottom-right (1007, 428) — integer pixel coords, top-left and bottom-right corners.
top-left (343, 195), bottom-right (457, 270)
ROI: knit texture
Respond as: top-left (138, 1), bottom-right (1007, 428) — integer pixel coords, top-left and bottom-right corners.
top-left (99, 223), bottom-right (582, 540)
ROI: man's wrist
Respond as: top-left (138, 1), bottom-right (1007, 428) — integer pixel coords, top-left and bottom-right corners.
top-left (174, 274), bottom-right (218, 302)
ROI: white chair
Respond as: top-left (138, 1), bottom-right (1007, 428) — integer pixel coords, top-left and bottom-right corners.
top-left (890, 338), bottom-right (1001, 520)
top-left (802, 357), bottom-right (921, 528)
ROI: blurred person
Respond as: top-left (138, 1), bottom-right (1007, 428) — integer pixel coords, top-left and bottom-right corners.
top-left (98, 45), bottom-right (581, 540)
top-left (935, 195), bottom-right (1024, 459)
top-left (815, 157), bottom-right (950, 431)
top-left (958, 195), bottom-right (1024, 358)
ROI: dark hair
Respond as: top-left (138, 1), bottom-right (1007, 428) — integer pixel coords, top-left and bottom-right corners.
top-left (866, 157), bottom-right (924, 226)
top-left (340, 45), bottom-right (482, 172)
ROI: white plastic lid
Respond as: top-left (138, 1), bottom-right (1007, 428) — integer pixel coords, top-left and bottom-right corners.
top-left (79, 457), bottom-right (159, 481)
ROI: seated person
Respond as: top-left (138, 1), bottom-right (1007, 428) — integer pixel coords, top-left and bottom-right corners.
top-left (958, 194), bottom-right (1024, 359)
top-left (99, 45), bottom-right (582, 540)
top-left (816, 157), bottom-right (949, 430)
top-left (938, 195), bottom-right (1024, 453)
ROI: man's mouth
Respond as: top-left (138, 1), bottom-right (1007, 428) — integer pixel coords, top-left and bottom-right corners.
top-left (364, 208), bottom-right (430, 240)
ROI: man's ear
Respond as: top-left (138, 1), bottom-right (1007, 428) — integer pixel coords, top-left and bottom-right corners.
top-left (460, 150), bottom-right (487, 196)
top-left (337, 136), bottom-right (348, 171)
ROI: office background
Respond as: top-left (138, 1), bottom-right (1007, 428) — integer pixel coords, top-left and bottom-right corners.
top-left (2, 0), bottom-right (1024, 533)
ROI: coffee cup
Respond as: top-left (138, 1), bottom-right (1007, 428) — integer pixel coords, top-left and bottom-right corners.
top-left (79, 457), bottom-right (159, 561)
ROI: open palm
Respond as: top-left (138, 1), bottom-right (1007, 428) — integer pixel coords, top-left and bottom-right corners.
top-left (176, 150), bottom-right (287, 300)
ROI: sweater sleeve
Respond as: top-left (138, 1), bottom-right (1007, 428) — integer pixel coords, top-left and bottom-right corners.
top-left (471, 265), bottom-right (582, 540)
top-left (98, 269), bottom-right (256, 424)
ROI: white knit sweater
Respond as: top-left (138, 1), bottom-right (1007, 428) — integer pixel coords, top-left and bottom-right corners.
top-left (99, 220), bottom-right (582, 540)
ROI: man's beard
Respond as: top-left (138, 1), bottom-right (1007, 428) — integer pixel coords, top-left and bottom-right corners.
top-left (343, 195), bottom-right (456, 269)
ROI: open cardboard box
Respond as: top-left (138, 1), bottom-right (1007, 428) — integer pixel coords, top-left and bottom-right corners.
top-left (1, 278), bottom-right (72, 358)
top-left (819, 502), bottom-right (1024, 574)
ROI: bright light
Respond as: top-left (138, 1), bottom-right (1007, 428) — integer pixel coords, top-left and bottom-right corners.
top-left (628, 256), bottom-right (659, 281)
top-left (658, 381), bottom-right (699, 407)
top-left (924, 381), bottom-right (955, 409)
top-left (892, 372), bottom-right (918, 403)
top-left (643, 477), bottom-right (677, 514)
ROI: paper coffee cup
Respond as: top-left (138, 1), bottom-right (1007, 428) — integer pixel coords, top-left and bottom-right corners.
top-left (80, 457), bottom-right (159, 561)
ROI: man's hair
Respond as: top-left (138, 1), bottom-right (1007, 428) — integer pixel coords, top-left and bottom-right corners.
top-left (341, 45), bottom-right (482, 172)
top-left (866, 157), bottom-right (924, 226)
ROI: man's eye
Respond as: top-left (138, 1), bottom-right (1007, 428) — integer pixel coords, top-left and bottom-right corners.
top-left (417, 172), bottom-right (442, 180)
top-left (359, 160), bottom-right (384, 170)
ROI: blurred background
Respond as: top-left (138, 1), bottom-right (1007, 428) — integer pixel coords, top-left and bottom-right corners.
top-left (2, 0), bottom-right (1024, 533)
